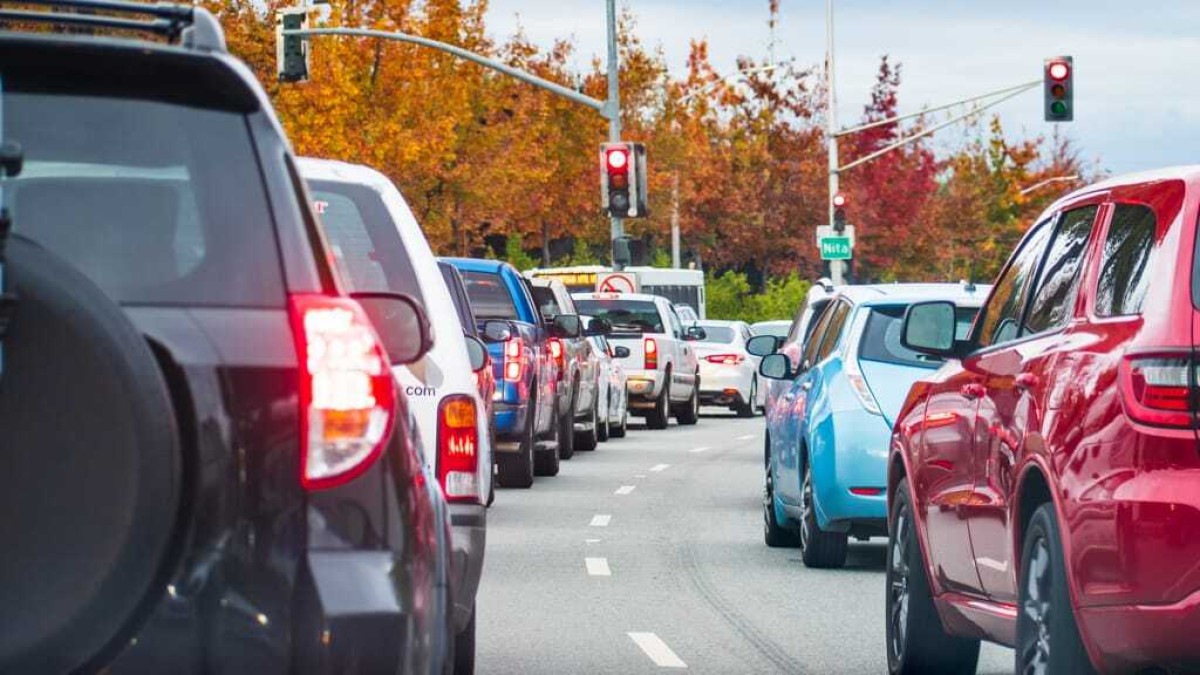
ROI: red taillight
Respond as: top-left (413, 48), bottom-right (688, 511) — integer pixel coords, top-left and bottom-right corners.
top-left (438, 395), bottom-right (480, 503)
top-left (549, 337), bottom-right (566, 380)
top-left (504, 337), bottom-right (523, 383)
top-left (849, 487), bottom-right (884, 496)
top-left (644, 337), bottom-right (658, 370)
top-left (1119, 354), bottom-right (1197, 428)
top-left (289, 295), bottom-right (395, 491)
top-left (705, 353), bottom-right (745, 366)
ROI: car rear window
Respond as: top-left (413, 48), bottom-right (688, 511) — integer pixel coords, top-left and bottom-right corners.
top-left (859, 305), bottom-right (979, 369)
top-left (461, 270), bottom-right (519, 320)
top-left (698, 326), bottom-right (735, 343)
top-left (4, 92), bottom-right (283, 306)
top-left (574, 299), bottom-right (664, 334)
top-left (307, 180), bottom-right (424, 305)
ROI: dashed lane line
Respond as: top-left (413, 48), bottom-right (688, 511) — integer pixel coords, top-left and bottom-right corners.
top-left (627, 632), bottom-right (687, 669)
top-left (615, 485), bottom-right (636, 495)
top-left (689, 446), bottom-right (710, 454)
top-left (650, 463), bottom-right (670, 472)
top-left (585, 557), bottom-right (612, 576)
top-left (737, 434), bottom-right (757, 441)
top-left (590, 514), bottom-right (612, 527)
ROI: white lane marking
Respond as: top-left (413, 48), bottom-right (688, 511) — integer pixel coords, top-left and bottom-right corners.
top-left (650, 463), bottom-right (670, 472)
top-left (737, 434), bottom-right (756, 441)
top-left (628, 632), bottom-right (687, 668)
top-left (585, 538), bottom-right (601, 544)
top-left (590, 514), bottom-right (612, 527)
top-left (585, 557), bottom-right (612, 576)
top-left (689, 446), bottom-right (710, 454)
top-left (615, 485), bottom-right (636, 495)
top-left (634, 474), bottom-right (647, 478)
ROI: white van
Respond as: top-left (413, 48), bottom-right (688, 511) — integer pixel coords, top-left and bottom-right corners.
top-left (299, 158), bottom-right (490, 670)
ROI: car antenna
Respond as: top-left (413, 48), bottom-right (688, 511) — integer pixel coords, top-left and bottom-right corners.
top-left (962, 259), bottom-right (977, 293)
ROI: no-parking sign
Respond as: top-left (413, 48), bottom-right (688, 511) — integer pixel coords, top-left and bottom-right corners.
top-left (596, 272), bottom-right (638, 294)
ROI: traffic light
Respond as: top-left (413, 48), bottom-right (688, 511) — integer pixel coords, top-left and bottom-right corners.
top-left (600, 142), bottom-right (649, 218)
top-left (1044, 56), bottom-right (1073, 122)
top-left (832, 193), bottom-right (847, 233)
top-left (276, 7), bottom-right (309, 83)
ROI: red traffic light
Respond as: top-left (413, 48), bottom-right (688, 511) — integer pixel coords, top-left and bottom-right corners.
top-left (832, 193), bottom-right (847, 208)
top-left (1047, 61), bottom-right (1070, 81)
top-left (606, 147), bottom-right (630, 173)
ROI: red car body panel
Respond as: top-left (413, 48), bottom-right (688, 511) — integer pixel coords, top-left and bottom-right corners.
top-left (889, 169), bottom-right (1200, 673)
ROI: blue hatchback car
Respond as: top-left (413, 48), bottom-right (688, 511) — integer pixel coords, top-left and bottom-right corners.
top-left (751, 283), bottom-right (987, 568)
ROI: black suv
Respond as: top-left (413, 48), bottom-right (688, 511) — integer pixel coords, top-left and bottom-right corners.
top-left (0, 3), bottom-right (451, 673)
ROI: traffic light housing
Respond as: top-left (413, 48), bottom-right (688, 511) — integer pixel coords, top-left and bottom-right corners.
top-left (600, 142), bottom-right (648, 218)
top-left (1044, 56), bottom-right (1073, 122)
top-left (832, 193), bottom-right (847, 233)
top-left (276, 8), bottom-right (309, 83)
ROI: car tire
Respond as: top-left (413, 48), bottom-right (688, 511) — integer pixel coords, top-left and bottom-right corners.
top-left (764, 456), bottom-right (800, 548)
top-left (675, 374), bottom-right (700, 425)
top-left (611, 403), bottom-right (628, 438)
top-left (1, 236), bottom-right (182, 673)
top-left (597, 391), bottom-right (611, 443)
top-left (886, 479), bottom-right (980, 675)
top-left (497, 395), bottom-right (536, 488)
top-left (646, 375), bottom-right (670, 430)
top-left (534, 411), bottom-right (561, 476)
top-left (452, 605), bottom-right (476, 675)
top-left (557, 381), bottom-right (577, 460)
top-left (798, 453), bottom-right (848, 569)
top-left (737, 377), bottom-right (758, 418)
top-left (1016, 504), bottom-right (1096, 675)
top-left (575, 390), bottom-right (599, 451)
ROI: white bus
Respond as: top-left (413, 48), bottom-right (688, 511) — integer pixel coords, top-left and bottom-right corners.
top-left (526, 265), bottom-right (706, 319)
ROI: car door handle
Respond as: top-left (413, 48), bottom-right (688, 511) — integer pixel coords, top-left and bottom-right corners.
top-left (960, 383), bottom-right (986, 400)
top-left (1015, 373), bottom-right (1040, 391)
top-left (800, 381), bottom-right (812, 391)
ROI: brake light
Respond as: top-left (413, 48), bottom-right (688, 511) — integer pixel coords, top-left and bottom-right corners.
top-left (849, 487), bottom-right (884, 496)
top-left (437, 395), bottom-right (480, 503)
top-left (644, 337), bottom-right (658, 370)
top-left (289, 295), bottom-right (395, 491)
top-left (705, 353), bottom-right (745, 366)
top-left (504, 337), bottom-right (523, 382)
top-left (1119, 354), bottom-right (1197, 428)
top-left (549, 337), bottom-right (565, 381)
top-left (844, 358), bottom-right (882, 416)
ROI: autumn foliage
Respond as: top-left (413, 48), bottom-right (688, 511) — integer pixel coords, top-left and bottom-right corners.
top-left (203, 0), bottom-right (1094, 287)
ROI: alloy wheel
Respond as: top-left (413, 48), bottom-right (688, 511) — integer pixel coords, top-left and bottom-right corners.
top-left (888, 506), bottom-right (912, 664)
top-left (1020, 536), bottom-right (1053, 675)
top-left (799, 463), bottom-right (814, 550)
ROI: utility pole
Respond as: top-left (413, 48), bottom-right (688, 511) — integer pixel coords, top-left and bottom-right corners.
top-left (606, 0), bottom-right (625, 269)
top-left (671, 172), bottom-right (681, 268)
top-left (825, 0), bottom-right (844, 285)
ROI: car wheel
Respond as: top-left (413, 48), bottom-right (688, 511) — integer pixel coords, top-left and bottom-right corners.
top-left (886, 479), bottom-right (980, 674)
top-left (575, 390), bottom-right (599, 451)
top-left (798, 454), bottom-right (848, 568)
top-left (764, 456), bottom-right (800, 548)
top-left (675, 375), bottom-right (700, 425)
top-left (534, 406), bottom-right (561, 477)
top-left (1016, 504), bottom-right (1096, 675)
top-left (556, 381), bottom-right (577, 460)
top-left (597, 391), bottom-right (611, 443)
top-left (497, 396), bottom-right (535, 488)
top-left (646, 376), bottom-right (670, 430)
top-left (611, 401), bottom-right (628, 438)
top-left (737, 377), bottom-right (758, 418)
top-left (450, 604), bottom-right (476, 675)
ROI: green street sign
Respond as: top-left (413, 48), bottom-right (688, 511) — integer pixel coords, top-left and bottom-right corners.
top-left (820, 236), bottom-right (852, 261)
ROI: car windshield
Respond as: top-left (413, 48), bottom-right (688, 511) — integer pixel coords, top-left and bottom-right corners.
top-left (859, 305), bottom-right (979, 369)
top-left (574, 298), bottom-right (664, 334)
top-left (698, 326), bottom-right (735, 343)
top-left (308, 180), bottom-right (425, 305)
top-left (461, 270), bottom-right (519, 320)
top-left (4, 92), bottom-right (282, 306)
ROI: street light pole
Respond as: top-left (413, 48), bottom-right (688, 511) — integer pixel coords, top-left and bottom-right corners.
top-left (825, 0), bottom-right (844, 285)
top-left (606, 0), bottom-right (625, 269)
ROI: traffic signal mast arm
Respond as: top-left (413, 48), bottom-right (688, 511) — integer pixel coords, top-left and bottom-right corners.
top-left (280, 26), bottom-right (618, 121)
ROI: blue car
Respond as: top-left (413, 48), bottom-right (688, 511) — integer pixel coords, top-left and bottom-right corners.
top-left (752, 283), bottom-right (987, 568)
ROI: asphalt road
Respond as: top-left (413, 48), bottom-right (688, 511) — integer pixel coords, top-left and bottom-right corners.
top-left (476, 410), bottom-right (1014, 675)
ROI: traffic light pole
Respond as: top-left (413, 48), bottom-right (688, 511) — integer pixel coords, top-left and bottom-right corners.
top-left (825, 0), bottom-right (845, 286)
top-left (605, 0), bottom-right (625, 270)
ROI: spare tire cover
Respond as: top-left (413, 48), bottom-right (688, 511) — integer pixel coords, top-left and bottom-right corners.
top-left (0, 235), bottom-right (181, 672)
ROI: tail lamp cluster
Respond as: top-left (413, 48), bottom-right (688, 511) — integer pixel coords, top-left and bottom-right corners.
top-left (644, 336), bottom-right (658, 370)
top-left (503, 337), bottom-right (523, 382)
top-left (437, 395), bottom-right (480, 503)
top-left (549, 337), bottom-right (565, 381)
top-left (705, 353), bottom-right (745, 366)
top-left (1120, 354), bottom-right (1198, 428)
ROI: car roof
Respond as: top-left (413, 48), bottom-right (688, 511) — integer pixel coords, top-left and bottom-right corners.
top-left (697, 319), bottom-right (741, 327)
top-left (752, 320), bottom-right (790, 327)
top-left (573, 292), bottom-right (663, 303)
top-left (442, 257), bottom-right (510, 274)
top-left (297, 157), bottom-right (394, 187)
top-left (835, 283), bottom-right (993, 307)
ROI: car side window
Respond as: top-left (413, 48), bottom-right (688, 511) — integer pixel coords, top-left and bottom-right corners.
top-left (1095, 204), bottom-right (1156, 317)
top-left (802, 305), bottom-right (836, 366)
top-left (817, 302), bottom-right (852, 361)
top-left (975, 219), bottom-right (1055, 348)
top-left (667, 305), bottom-right (684, 338)
top-left (1024, 205), bottom-right (1099, 335)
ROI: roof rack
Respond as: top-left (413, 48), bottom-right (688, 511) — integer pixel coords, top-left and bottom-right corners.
top-left (0, 0), bottom-right (226, 51)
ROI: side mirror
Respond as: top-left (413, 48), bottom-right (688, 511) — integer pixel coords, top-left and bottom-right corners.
top-left (464, 335), bottom-right (488, 372)
top-left (584, 317), bottom-right (612, 337)
top-left (902, 301), bottom-right (958, 356)
top-left (351, 292), bottom-right (433, 366)
top-left (482, 319), bottom-right (513, 343)
top-left (684, 326), bottom-right (707, 341)
top-left (613, 345), bottom-right (631, 359)
top-left (551, 314), bottom-right (582, 339)
top-left (746, 334), bottom-right (779, 357)
top-left (759, 353), bottom-right (792, 380)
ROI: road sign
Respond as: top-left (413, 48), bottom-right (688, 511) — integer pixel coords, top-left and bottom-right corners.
top-left (819, 236), bottom-right (853, 261)
top-left (815, 224), bottom-right (855, 246)
top-left (597, 272), bottom-right (638, 294)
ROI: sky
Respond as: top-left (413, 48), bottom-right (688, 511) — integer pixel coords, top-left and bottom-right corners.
top-left (483, 0), bottom-right (1200, 176)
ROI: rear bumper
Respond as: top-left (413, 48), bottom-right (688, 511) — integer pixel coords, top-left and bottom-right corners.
top-left (448, 504), bottom-right (487, 632)
top-left (626, 371), bottom-right (663, 406)
top-left (698, 364), bottom-right (750, 402)
top-left (1077, 589), bottom-right (1200, 673)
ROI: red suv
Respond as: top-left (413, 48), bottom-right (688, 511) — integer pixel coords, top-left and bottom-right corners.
top-left (886, 168), bottom-right (1200, 674)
